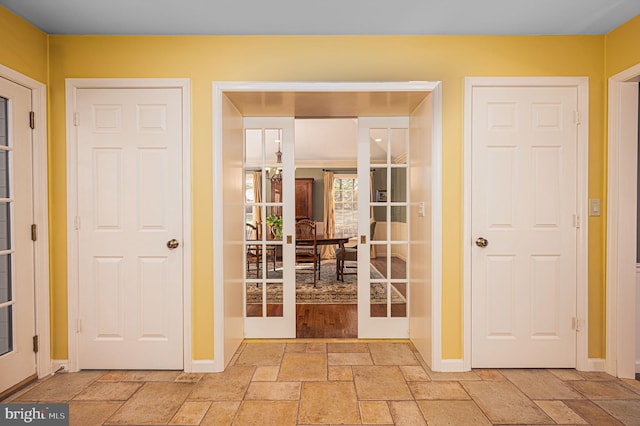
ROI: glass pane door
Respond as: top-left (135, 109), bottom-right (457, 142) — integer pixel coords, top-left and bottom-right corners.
top-left (0, 77), bottom-right (36, 394)
top-left (243, 117), bottom-right (295, 338)
top-left (357, 117), bottom-right (410, 338)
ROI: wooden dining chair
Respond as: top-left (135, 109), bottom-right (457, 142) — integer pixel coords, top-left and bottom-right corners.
top-left (336, 220), bottom-right (377, 281)
top-left (245, 222), bottom-right (276, 277)
top-left (295, 219), bottom-right (321, 286)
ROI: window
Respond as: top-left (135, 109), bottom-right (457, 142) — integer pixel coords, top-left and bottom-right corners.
top-left (245, 172), bottom-right (255, 224)
top-left (333, 175), bottom-right (358, 236)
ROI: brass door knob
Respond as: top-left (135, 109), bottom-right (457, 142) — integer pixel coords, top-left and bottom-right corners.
top-left (475, 237), bottom-right (488, 248)
top-left (167, 239), bottom-right (179, 249)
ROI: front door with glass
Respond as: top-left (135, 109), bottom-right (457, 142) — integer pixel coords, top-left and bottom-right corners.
top-left (243, 117), bottom-right (295, 337)
top-left (0, 77), bottom-right (36, 394)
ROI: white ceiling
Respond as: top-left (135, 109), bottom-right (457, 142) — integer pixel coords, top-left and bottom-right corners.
top-left (1, 0), bottom-right (639, 35)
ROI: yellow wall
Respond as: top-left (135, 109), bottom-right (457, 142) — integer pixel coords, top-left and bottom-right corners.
top-left (606, 14), bottom-right (640, 77)
top-left (0, 5), bottom-right (624, 362)
top-left (0, 6), bottom-right (47, 83)
top-left (46, 35), bottom-right (606, 360)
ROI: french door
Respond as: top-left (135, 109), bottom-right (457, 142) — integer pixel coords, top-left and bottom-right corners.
top-left (0, 77), bottom-right (36, 393)
top-left (243, 117), bottom-right (296, 337)
top-left (357, 117), bottom-right (410, 338)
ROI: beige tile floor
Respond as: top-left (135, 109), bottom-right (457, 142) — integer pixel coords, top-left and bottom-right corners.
top-left (4, 340), bottom-right (640, 425)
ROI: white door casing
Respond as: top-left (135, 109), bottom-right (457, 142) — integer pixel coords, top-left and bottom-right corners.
top-left (469, 84), bottom-right (580, 368)
top-left (0, 77), bottom-right (36, 393)
top-left (606, 68), bottom-right (640, 379)
top-left (213, 81), bottom-right (442, 370)
top-left (357, 117), bottom-right (410, 338)
top-left (71, 85), bottom-right (187, 370)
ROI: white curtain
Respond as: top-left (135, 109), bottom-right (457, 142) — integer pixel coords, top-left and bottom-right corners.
top-left (322, 171), bottom-right (336, 259)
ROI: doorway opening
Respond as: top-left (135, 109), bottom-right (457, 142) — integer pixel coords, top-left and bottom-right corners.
top-left (292, 121), bottom-right (360, 338)
top-left (213, 82), bottom-right (442, 371)
top-left (606, 66), bottom-right (640, 379)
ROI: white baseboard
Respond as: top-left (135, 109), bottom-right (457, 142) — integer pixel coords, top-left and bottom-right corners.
top-left (437, 359), bottom-right (466, 372)
top-left (191, 360), bottom-right (218, 373)
top-left (580, 358), bottom-right (606, 372)
top-left (50, 360), bottom-right (69, 375)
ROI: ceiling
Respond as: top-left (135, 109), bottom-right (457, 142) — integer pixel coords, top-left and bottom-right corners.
top-left (225, 91), bottom-right (429, 118)
top-left (1, 0), bottom-right (639, 35)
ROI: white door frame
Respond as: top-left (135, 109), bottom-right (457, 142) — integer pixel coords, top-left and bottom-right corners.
top-left (65, 78), bottom-right (192, 372)
top-left (606, 64), bottom-right (640, 379)
top-left (0, 64), bottom-right (50, 379)
top-left (463, 77), bottom-right (590, 372)
top-left (213, 81), bottom-right (442, 371)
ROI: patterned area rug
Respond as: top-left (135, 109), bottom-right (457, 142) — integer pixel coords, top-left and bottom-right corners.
top-left (246, 260), bottom-right (407, 304)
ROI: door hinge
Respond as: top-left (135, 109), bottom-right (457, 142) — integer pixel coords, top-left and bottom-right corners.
top-left (29, 111), bottom-right (35, 129)
top-left (76, 319), bottom-right (82, 333)
top-left (73, 112), bottom-right (80, 126)
top-left (74, 216), bottom-right (81, 230)
top-left (31, 224), bottom-right (37, 241)
top-left (572, 214), bottom-right (580, 229)
top-left (32, 335), bottom-right (39, 353)
top-left (574, 110), bottom-right (581, 125)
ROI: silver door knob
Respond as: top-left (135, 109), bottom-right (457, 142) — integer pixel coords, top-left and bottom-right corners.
top-left (475, 237), bottom-right (488, 248)
top-left (167, 239), bottom-right (179, 249)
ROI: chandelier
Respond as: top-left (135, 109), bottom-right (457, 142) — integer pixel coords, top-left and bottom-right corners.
top-left (267, 131), bottom-right (283, 184)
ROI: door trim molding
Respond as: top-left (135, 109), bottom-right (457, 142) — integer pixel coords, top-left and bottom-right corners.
top-left (463, 77), bottom-right (590, 371)
top-left (213, 81), bottom-right (442, 370)
top-left (65, 78), bottom-right (192, 372)
top-left (606, 64), bottom-right (640, 379)
top-left (0, 64), bottom-right (50, 379)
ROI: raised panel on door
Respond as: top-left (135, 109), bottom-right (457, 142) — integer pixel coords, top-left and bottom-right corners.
top-left (77, 88), bottom-right (183, 369)
top-left (471, 86), bottom-right (578, 368)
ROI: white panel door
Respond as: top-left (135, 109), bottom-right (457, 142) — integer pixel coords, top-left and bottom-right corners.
top-left (358, 117), bottom-right (410, 338)
top-left (243, 117), bottom-right (295, 338)
top-left (0, 78), bottom-right (36, 393)
top-left (471, 86), bottom-right (578, 367)
top-left (76, 88), bottom-right (183, 369)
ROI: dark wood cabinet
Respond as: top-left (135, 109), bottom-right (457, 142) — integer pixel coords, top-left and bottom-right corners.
top-left (271, 178), bottom-right (314, 220)
top-left (295, 178), bottom-right (313, 220)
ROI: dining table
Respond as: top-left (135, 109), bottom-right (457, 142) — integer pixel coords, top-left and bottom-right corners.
top-left (295, 234), bottom-right (352, 278)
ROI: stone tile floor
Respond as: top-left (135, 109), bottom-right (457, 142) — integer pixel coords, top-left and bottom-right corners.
top-left (3, 340), bottom-right (640, 425)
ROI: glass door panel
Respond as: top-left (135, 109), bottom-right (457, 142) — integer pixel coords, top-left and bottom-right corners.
top-left (243, 117), bottom-right (295, 337)
top-left (0, 98), bottom-right (12, 357)
top-left (358, 117), bottom-right (410, 338)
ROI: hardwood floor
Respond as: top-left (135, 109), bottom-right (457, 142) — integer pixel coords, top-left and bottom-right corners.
top-left (247, 257), bottom-right (407, 338)
top-left (296, 304), bottom-right (357, 338)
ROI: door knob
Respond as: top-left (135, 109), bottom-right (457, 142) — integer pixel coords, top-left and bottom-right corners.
top-left (475, 237), bottom-right (488, 248)
top-left (167, 239), bottom-right (179, 249)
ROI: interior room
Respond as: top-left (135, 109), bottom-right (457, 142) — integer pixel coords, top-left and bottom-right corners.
top-left (0, 0), bottom-right (640, 424)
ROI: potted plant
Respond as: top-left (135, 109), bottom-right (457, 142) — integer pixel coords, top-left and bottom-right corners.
top-left (266, 214), bottom-right (283, 239)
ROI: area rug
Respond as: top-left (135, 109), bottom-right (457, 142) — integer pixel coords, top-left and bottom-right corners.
top-left (246, 260), bottom-right (407, 304)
